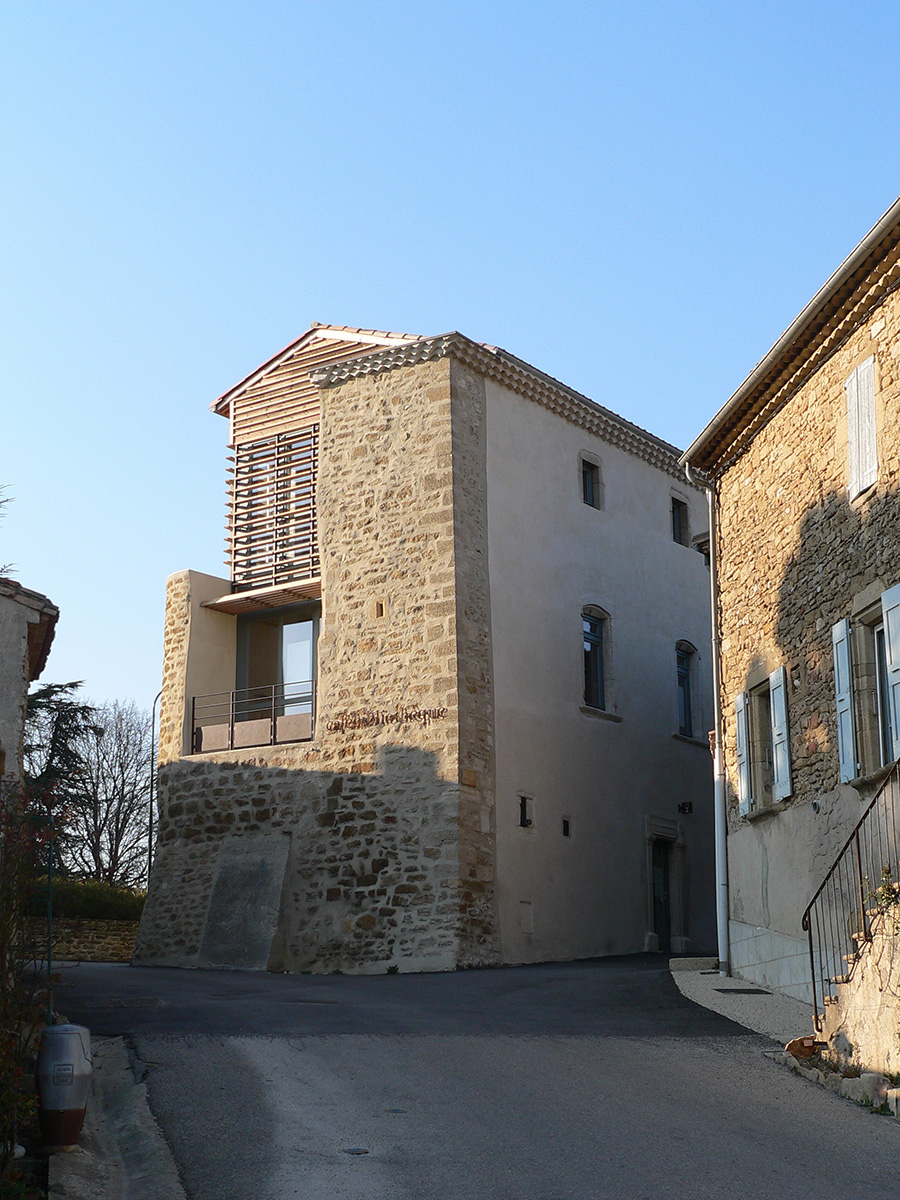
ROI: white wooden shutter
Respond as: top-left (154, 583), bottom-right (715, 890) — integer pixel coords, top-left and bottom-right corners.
top-left (858, 357), bottom-right (878, 494)
top-left (769, 665), bottom-right (792, 801)
top-left (846, 367), bottom-right (860, 499)
top-left (881, 584), bottom-right (900, 761)
top-left (847, 357), bottom-right (877, 499)
top-left (735, 692), bottom-right (751, 815)
top-left (832, 618), bottom-right (857, 782)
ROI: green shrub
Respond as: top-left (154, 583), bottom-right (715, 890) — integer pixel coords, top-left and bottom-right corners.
top-left (26, 877), bottom-right (145, 921)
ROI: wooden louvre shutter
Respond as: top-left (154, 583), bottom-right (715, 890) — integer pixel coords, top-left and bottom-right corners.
top-left (769, 665), bottom-right (792, 801)
top-left (858, 357), bottom-right (878, 494)
top-left (735, 692), bottom-right (752, 815)
top-left (881, 585), bottom-right (900, 761)
top-left (832, 619), bottom-right (857, 782)
top-left (846, 366), bottom-right (861, 499)
top-left (847, 357), bottom-right (878, 499)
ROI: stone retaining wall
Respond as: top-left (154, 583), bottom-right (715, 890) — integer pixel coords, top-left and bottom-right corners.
top-left (29, 918), bottom-right (140, 963)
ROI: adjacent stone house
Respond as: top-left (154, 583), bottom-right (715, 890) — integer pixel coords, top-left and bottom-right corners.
top-left (136, 324), bottom-right (715, 973)
top-left (682, 197), bottom-right (900, 1055)
top-left (0, 577), bottom-right (58, 803)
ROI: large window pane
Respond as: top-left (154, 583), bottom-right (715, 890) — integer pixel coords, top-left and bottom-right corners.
top-left (282, 619), bottom-right (314, 714)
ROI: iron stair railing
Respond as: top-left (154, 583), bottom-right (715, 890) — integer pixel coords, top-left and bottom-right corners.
top-left (802, 760), bottom-right (900, 1030)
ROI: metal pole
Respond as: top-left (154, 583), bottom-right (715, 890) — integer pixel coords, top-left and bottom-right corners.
top-left (148, 690), bottom-right (162, 887)
top-left (45, 813), bottom-right (54, 1026)
top-left (684, 462), bottom-right (729, 974)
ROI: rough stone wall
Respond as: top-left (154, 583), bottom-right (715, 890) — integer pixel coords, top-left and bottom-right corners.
top-left (137, 356), bottom-right (492, 973)
top-left (716, 287), bottom-right (900, 934)
top-left (158, 571), bottom-right (190, 764)
top-left (449, 361), bottom-right (498, 965)
top-left (821, 913), bottom-right (900, 1076)
top-left (0, 596), bottom-right (32, 793)
top-left (30, 919), bottom-right (139, 963)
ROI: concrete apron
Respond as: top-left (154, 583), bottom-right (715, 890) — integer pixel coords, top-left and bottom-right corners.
top-left (670, 957), bottom-right (900, 1123)
top-left (48, 1037), bottom-right (185, 1200)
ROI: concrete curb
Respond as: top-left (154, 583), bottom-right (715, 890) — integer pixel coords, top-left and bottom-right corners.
top-left (49, 1036), bottom-right (186, 1200)
top-left (669, 960), bottom-right (815, 1045)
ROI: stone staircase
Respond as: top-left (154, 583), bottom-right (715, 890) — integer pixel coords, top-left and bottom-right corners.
top-left (817, 891), bottom-right (900, 1076)
top-left (802, 762), bottom-right (900, 1076)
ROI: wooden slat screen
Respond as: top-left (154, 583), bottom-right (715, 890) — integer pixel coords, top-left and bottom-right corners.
top-left (231, 338), bottom-right (404, 445)
top-left (227, 426), bottom-right (319, 589)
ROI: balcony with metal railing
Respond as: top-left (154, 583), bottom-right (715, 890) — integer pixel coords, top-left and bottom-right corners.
top-left (190, 680), bottom-right (315, 753)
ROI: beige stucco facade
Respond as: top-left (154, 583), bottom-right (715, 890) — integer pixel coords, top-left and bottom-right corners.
top-left (137, 328), bottom-right (715, 973)
top-left (484, 377), bottom-right (714, 961)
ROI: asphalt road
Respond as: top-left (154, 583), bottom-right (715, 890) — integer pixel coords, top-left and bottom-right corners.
top-left (56, 957), bottom-right (900, 1200)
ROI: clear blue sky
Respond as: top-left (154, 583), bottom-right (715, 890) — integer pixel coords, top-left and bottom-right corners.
top-left (4, 1), bottom-right (900, 713)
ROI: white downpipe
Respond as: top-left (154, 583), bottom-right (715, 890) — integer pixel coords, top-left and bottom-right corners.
top-left (685, 463), bottom-right (730, 975)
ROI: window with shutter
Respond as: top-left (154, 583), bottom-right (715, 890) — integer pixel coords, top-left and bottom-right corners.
top-left (769, 666), bottom-right (792, 801)
top-left (832, 619), bottom-right (857, 782)
top-left (880, 584), bottom-right (900, 761)
top-left (846, 357), bottom-right (878, 500)
top-left (735, 692), bottom-right (751, 815)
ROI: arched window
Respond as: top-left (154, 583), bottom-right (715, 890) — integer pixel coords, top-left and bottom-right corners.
top-left (676, 640), bottom-right (696, 737)
top-left (582, 607), bottom-right (609, 710)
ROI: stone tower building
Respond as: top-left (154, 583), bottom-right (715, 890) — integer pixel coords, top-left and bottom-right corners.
top-left (135, 325), bottom-right (715, 973)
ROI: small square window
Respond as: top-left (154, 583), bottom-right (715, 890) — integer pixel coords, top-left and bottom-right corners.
top-left (671, 499), bottom-right (689, 546)
top-left (580, 457), bottom-right (602, 509)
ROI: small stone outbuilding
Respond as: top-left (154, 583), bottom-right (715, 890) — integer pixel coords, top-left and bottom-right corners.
top-left (0, 577), bottom-right (58, 801)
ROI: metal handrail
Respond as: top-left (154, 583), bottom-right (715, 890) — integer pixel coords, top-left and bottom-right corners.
top-left (190, 679), bottom-right (315, 752)
top-left (802, 760), bottom-right (900, 1029)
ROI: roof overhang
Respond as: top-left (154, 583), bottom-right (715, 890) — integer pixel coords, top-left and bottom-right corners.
top-left (202, 578), bottom-right (322, 614)
top-left (0, 579), bottom-right (59, 680)
top-left (309, 331), bottom-right (688, 480)
top-left (212, 325), bottom-right (424, 419)
top-left (682, 194), bottom-right (900, 476)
